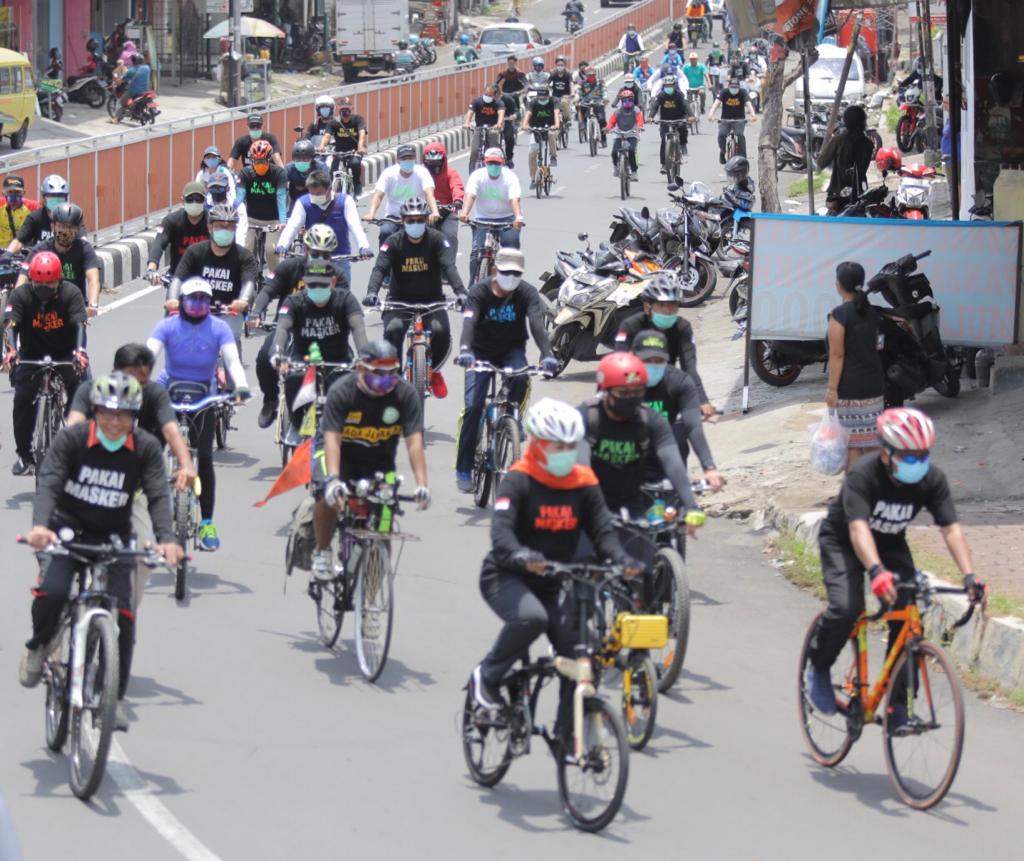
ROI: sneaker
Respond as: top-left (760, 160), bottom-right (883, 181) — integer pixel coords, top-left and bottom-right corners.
top-left (455, 471), bottom-right (474, 494)
top-left (18, 647), bottom-right (44, 688)
top-left (805, 666), bottom-right (837, 715)
top-left (429, 370), bottom-right (448, 399)
top-left (257, 397), bottom-right (278, 429)
top-left (115, 700), bottom-right (130, 732)
top-left (197, 520), bottom-right (220, 552)
top-left (719, 153), bottom-right (726, 164)
top-left (630, 171), bottom-right (638, 180)
top-left (312, 548), bottom-right (335, 582)
top-left (659, 166), bottom-right (667, 174)
top-left (11, 456), bottom-right (34, 477)
top-left (471, 665), bottom-right (505, 710)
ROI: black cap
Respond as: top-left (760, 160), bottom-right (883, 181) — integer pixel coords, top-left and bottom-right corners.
top-left (358, 339), bottom-right (400, 367)
top-left (247, 113), bottom-right (263, 126)
top-left (396, 144), bottom-right (417, 160)
top-left (631, 329), bottom-right (670, 361)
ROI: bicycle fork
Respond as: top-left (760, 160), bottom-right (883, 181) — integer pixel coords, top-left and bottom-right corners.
top-left (553, 656), bottom-right (596, 760)
top-left (69, 606), bottom-right (112, 710)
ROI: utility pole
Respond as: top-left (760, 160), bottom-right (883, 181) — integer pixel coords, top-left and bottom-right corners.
top-left (801, 49), bottom-right (816, 214)
top-left (230, 0), bottom-right (243, 106)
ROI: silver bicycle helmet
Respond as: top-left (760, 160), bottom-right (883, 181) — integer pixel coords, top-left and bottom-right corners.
top-left (524, 397), bottom-right (584, 443)
top-left (207, 203), bottom-right (237, 224)
top-left (400, 196), bottom-right (430, 218)
top-left (641, 272), bottom-right (680, 304)
top-left (90, 371), bottom-right (143, 412)
top-left (40, 174), bottom-right (69, 196)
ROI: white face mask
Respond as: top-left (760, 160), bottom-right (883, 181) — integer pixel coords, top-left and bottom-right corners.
top-left (482, 94), bottom-right (494, 103)
top-left (495, 272), bottom-right (521, 292)
top-left (310, 193), bottom-right (329, 207)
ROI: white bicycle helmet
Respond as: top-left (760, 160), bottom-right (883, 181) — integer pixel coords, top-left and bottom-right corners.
top-left (315, 94), bottom-right (334, 111)
top-left (524, 398), bottom-right (584, 444)
top-left (876, 407), bottom-right (936, 451)
top-left (180, 276), bottom-right (213, 297)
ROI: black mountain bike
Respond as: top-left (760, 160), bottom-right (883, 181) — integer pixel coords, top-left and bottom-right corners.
top-left (19, 355), bottom-right (79, 473)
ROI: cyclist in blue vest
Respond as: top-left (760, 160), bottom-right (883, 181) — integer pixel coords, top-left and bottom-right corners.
top-left (617, 23), bottom-right (646, 73)
top-left (276, 169), bottom-right (373, 284)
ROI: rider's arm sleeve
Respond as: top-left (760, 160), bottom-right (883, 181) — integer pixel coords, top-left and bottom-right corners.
top-left (32, 428), bottom-right (75, 527)
top-left (677, 405), bottom-right (715, 470)
top-left (651, 412), bottom-right (699, 510)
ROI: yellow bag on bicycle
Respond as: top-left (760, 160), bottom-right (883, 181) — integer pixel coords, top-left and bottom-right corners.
top-left (615, 614), bottom-right (669, 650)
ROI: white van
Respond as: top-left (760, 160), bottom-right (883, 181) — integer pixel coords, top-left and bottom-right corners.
top-left (793, 43), bottom-right (865, 106)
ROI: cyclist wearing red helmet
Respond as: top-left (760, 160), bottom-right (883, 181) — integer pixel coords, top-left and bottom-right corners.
top-left (3, 251), bottom-right (88, 475)
top-left (236, 138), bottom-right (288, 272)
top-left (606, 88), bottom-right (645, 179)
top-left (805, 407), bottom-right (984, 722)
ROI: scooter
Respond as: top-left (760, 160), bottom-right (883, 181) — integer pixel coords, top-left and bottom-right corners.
top-left (892, 163), bottom-right (938, 220)
top-left (65, 57), bottom-right (110, 108)
top-left (107, 87), bottom-right (160, 125)
top-left (36, 78), bottom-right (67, 122)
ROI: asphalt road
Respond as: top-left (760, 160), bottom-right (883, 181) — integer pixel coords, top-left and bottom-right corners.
top-left (1, 53), bottom-right (1023, 860)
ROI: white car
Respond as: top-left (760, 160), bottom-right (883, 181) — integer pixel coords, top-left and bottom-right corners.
top-left (476, 23), bottom-right (550, 59)
top-left (793, 43), bottom-right (865, 106)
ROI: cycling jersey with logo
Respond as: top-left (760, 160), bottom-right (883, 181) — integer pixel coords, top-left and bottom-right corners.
top-left (461, 279), bottom-right (543, 360)
top-left (239, 164), bottom-right (287, 221)
top-left (152, 208), bottom-right (209, 274)
top-left (375, 229), bottom-right (456, 301)
top-left (527, 99), bottom-right (557, 128)
top-left (5, 281), bottom-right (86, 357)
top-left (652, 91), bottom-right (689, 121)
top-left (326, 116), bottom-right (367, 152)
top-left (321, 373), bottom-right (423, 481)
top-left (230, 131), bottom-right (282, 167)
top-left (375, 165), bottom-right (436, 220)
top-left (173, 240), bottom-right (259, 302)
top-left (278, 289), bottom-right (362, 362)
top-left (469, 97), bottom-right (501, 127)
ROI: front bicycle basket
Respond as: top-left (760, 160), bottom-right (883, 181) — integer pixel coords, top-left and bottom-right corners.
top-left (615, 614), bottom-right (669, 650)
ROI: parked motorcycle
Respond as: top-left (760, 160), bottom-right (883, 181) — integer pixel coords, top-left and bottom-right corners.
top-left (892, 163), bottom-right (938, 220)
top-left (894, 86), bottom-right (941, 154)
top-left (36, 78), bottom-right (67, 122)
top-left (66, 55), bottom-right (111, 108)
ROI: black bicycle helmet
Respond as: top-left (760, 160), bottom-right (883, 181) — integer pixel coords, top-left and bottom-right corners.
top-left (724, 155), bottom-right (750, 182)
top-left (293, 139), bottom-right (316, 160)
top-left (399, 196), bottom-right (430, 218)
top-left (51, 202), bottom-right (84, 227)
top-left (641, 272), bottom-right (680, 304)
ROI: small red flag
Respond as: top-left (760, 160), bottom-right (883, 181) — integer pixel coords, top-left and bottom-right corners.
top-left (254, 438), bottom-right (312, 507)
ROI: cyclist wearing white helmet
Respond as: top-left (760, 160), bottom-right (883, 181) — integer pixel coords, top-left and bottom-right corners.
top-left (469, 396), bottom-right (632, 721)
top-left (805, 407), bottom-right (984, 723)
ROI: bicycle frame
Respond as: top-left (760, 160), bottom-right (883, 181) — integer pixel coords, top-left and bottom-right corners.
top-left (845, 604), bottom-right (923, 724)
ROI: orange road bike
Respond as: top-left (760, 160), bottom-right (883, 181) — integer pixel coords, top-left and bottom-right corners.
top-left (798, 573), bottom-right (984, 809)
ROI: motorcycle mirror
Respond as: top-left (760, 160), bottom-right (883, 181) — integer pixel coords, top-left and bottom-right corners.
top-left (598, 241), bottom-right (610, 250)
top-left (577, 232), bottom-right (588, 241)
top-left (840, 186), bottom-right (853, 198)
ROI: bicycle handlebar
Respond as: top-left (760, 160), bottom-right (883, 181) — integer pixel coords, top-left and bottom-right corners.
top-left (18, 535), bottom-right (171, 569)
top-left (278, 359), bottom-right (350, 374)
top-left (543, 560), bottom-right (626, 581)
top-left (867, 577), bottom-right (985, 626)
top-left (467, 361), bottom-right (543, 377)
top-left (377, 299), bottom-right (461, 313)
top-left (15, 357), bottom-right (78, 368)
top-left (462, 220), bottom-right (517, 230)
top-left (169, 393), bottom-right (236, 413)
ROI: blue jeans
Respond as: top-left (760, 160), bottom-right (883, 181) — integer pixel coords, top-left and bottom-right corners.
top-left (377, 219), bottom-right (401, 247)
top-left (469, 223), bottom-right (520, 285)
top-left (456, 346), bottom-right (527, 474)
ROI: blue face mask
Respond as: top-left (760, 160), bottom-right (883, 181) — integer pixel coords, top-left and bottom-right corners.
top-left (543, 448), bottom-right (577, 477)
top-left (95, 425), bottom-right (128, 452)
top-left (399, 159), bottom-right (415, 173)
top-left (892, 454), bottom-right (930, 484)
top-left (305, 286), bottom-right (333, 305)
top-left (204, 157), bottom-right (220, 170)
top-left (644, 362), bottom-right (666, 387)
top-left (318, 107), bottom-right (331, 117)
top-left (651, 312), bottom-right (677, 330)
top-left (293, 160), bottom-right (311, 173)
top-left (487, 164), bottom-right (503, 179)
top-left (404, 222), bottom-right (426, 239)
top-left (212, 228), bottom-right (235, 247)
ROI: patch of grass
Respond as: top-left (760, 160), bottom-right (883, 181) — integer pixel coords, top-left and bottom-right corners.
top-left (909, 537), bottom-right (1024, 620)
top-left (959, 668), bottom-right (1024, 714)
top-left (786, 170), bottom-right (829, 198)
top-left (773, 529), bottom-right (825, 599)
top-left (884, 102), bottom-right (901, 133)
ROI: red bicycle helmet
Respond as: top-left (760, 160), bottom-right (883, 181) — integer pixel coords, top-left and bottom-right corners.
top-left (28, 251), bottom-right (62, 284)
top-left (596, 352), bottom-right (648, 390)
top-left (876, 407), bottom-right (935, 451)
top-left (875, 146), bottom-right (902, 174)
top-left (249, 138), bottom-right (274, 161)
top-left (619, 88), bottom-right (635, 100)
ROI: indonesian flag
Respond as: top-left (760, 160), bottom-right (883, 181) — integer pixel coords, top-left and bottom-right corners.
top-left (254, 439), bottom-right (312, 507)
top-left (291, 366), bottom-right (317, 411)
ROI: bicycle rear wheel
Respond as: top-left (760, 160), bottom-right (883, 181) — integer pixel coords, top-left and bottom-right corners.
top-left (621, 652), bottom-right (658, 751)
top-left (311, 532), bottom-right (346, 647)
top-left (578, 118), bottom-right (587, 144)
top-left (883, 640), bottom-right (965, 809)
top-left (620, 165), bottom-right (630, 199)
top-left (354, 541), bottom-right (394, 682)
top-left (214, 405), bottom-right (231, 450)
top-left (665, 143), bottom-right (680, 187)
top-left (492, 416), bottom-right (521, 502)
top-left (648, 548), bottom-right (690, 692)
top-left (797, 612), bottom-right (858, 767)
top-left (589, 121), bottom-right (598, 157)
top-left (44, 631), bottom-right (70, 752)
top-left (725, 133), bottom-right (738, 161)
top-left (69, 613), bottom-right (119, 800)
top-left (461, 684), bottom-right (513, 787)
top-left (556, 696), bottom-right (629, 833)
top-left (410, 342), bottom-right (428, 404)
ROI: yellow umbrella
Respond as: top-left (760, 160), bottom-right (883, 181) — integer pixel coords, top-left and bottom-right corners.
top-left (203, 16), bottom-right (286, 40)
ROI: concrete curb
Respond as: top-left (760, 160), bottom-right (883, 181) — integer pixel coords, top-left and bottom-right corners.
top-left (93, 19), bottom-right (670, 292)
top-left (762, 503), bottom-right (1024, 691)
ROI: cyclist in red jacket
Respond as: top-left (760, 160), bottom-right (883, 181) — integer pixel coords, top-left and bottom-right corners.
top-left (423, 141), bottom-right (465, 262)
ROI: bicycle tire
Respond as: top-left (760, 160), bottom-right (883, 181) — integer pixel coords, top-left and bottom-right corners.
top-left (535, 168), bottom-right (543, 199)
top-left (354, 541), bottom-right (394, 683)
top-left (173, 487), bottom-right (192, 601)
top-left (472, 417), bottom-right (493, 509)
top-left (31, 395), bottom-right (49, 466)
top-left (882, 639), bottom-right (965, 810)
top-left (461, 684), bottom-right (513, 787)
top-left (646, 548), bottom-right (689, 691)
top-left (44, 633), bottom-right (70, 752)
top-left (544, 174), bottom-right (553, 198)
top-left (492, 416), bottom-right (521, 502)
top-left (214, 406), bottom-right (229, 450)
top-left (313, 531), bottom-right (346, 647)
top-left (69, 613), bottom-right (118, 800)
top-left (559, 125), bottom-right (569, 149)
top-left (556, 696), bottom-right (629, 832)
top-left (589, 120), bottom-right (598, 157)
top-left (665, 142), bottom-right (680, 188)
top-left (725, 134), bottom-right (737, 161)
top-left (578, 117), bottom-right (587, 144)
top-left (622, 652), bottom-right (658, 751)
top-left (620, 165), bottom-right (630, 200)
top-left (411, 342), bottom-right (428, 404)
top-left (797, 611), bottom-right (857, 767)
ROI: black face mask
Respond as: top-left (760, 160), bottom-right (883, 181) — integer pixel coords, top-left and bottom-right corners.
top-left (210, 192), bottom-right (228, 203)
top-left (607, 392), bottom-right (645, 420)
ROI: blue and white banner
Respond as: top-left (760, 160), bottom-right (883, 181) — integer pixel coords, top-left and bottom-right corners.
top-left (748, 213), bottom-right (1022, 347)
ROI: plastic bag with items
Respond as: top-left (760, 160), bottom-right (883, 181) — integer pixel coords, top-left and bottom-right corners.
top-left (809, 410), bottom-right (849, 475)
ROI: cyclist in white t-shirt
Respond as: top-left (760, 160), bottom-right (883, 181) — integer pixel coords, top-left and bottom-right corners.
top-left (459, 147), bottom-right (524, 284)
top-left (364, 143), bottom-right (441, 246)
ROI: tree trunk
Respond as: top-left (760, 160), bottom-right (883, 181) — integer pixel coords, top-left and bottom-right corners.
top-left (757, 59), bottom-right (787, 214)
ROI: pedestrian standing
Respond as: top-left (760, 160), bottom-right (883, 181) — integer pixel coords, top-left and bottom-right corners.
top-left (825, 261), bottom-right (884, 472)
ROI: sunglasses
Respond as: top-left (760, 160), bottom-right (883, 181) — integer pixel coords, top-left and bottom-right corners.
top-left (404, 217), bottom-right (427, 225)
top-left (894, 451), bottom-right (929, 465)
top-left (248, 124), bottom-right (263, 130)
top-left (184, 195), bottom-right (205, 204)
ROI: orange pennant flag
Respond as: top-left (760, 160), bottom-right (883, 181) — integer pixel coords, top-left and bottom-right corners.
top-left (254, 438), bottom-right (313, 507)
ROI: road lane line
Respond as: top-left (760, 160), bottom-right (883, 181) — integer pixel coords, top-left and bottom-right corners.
top-left (107, 740), bottom-right (223, 861)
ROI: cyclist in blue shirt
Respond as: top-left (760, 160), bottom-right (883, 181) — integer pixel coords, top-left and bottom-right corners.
top-left (147, 277), bottom-right (251, 551)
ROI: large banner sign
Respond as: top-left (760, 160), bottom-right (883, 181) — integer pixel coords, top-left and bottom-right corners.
top-left (748, 213), bottom-right (1022, 348)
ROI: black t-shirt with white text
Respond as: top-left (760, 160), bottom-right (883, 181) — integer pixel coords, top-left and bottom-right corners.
top-left (462, 280), bottom-right (544, 360)
top-left (277, 289), bottom-right (362, 362)
top-left (173, 240), bottom-right (259, 303)
top-left (326, 116), bottom-right (367, 153)
top-left (239, 164), bottom-right (287, 221)
top-left (16, 207), bottom-right (53, 246)
top-left (230, 131), bottom-right (282, 167)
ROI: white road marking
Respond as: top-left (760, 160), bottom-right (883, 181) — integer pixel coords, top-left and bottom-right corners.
top-left (107, 739), bottom-right (223, 861)
top-left (96, 283), bottom-right (163, 315)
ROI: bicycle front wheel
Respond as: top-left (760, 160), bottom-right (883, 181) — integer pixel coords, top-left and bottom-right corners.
top-left (621, 652), bottom-right (658, 751)
top-left (173, 488), bottom-right (192, 601)
top-left (492, 416), bottom-right (521, 502)
top-left (797, 612), bottom-right (858, 768)
top-left (472, 417), bottom-right (493, 509)
top-left (354, 541), bottom-right (394, 682)
top-left (410, 341), bottom-right (428, 403)
top-left (44, 632), bottom-right (70, 752)
top-left (32, 395), bottom-right (50, 465)
top-left (620, 165), bottom-right (630, 199)
top-left (69, 613), bottom-right (119, 800)
top-left (665, 144), bottom-right (680, 186)
top-left (883, 640), bottom-right (965, 810)
top-left (461, 685), bottom-right (513, 787)
top-left (556, 696), bottom-right (629, 833)
top-left (648, 547), bottom-right (690, 692)
top-left (589, 121), bottom-right (598, 157)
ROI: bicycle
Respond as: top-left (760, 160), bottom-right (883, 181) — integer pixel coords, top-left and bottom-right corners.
top-left (18, 356), bottom-right (79, 473)
top-left (461, 560), bottom-right (630, 833)
top-left (527, 127), bottom-right (555, 198)
top-left (622, 50), bottom-right (642, 75)
top-left (579, 99), bottom-right (603, 157)
top-left (275, 359), bottom-right (350, 466)
top-left (798, 573), bottom-right (984, 809)
top-left (686, 88), bottom-right (703, 133)
top-left (654, 119), bottom-right (686, 187)
top-left (305, 472), bottom-right (419, 682)
top-left (612, 129), bottom-right (642, 200)
top-left (19, 533), bottom-right (168, 800)
top-left (249, 223), bottom-right (277, 293)
top-left (166, 383), bottom-right (237, 600)
top-left (556, 101), bottom-right (571, 150)
top-left (462, 219), bottom-right (517, 284)
top-left (722, 122), bottom-right (742, 161)
top-left (467, 124), bottom-right (500, 171)
top-left (376, 298), bottom-right (459, 407)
